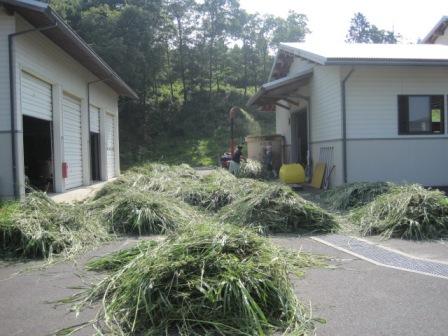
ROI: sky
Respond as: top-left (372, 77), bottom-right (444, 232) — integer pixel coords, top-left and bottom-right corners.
top-left (238, 0), bottom-right (446, 44)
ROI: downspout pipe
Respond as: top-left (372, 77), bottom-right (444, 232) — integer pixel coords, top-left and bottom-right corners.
top-left (341, 68), bottom-right (354, 184)
top-left (8, 23), bottom-right (57, 199)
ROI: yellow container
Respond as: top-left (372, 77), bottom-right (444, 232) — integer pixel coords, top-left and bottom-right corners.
top-left (279, 164), bottom-right (305, 184)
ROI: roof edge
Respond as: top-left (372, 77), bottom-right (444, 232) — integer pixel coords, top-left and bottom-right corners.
top-left (422, 16), bottom-right (448, 44)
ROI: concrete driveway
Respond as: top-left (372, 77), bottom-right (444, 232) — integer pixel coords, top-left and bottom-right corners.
top-left (1, 237), bottom-right (447, 336)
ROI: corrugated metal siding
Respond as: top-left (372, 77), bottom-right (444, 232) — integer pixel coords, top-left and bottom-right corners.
top-left (310, 66), bottom-right (342, 142)
top-left (346, 66), bottom-right (448, 138)
top-left (0, 9), bottom-right (15, 132)
top-left (89, 105), bottom-right (100, 133)
top-left (20, 72), bottom-right (52, 120)
top-left (105, 114), bottom-right (115, 179)
top-left (63, 94), bottom-right (83, 189)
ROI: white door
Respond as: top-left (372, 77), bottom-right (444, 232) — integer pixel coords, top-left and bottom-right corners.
top-left (105, 114), bottom-right (115, 179)
top-left (63, 94), bottom-right (83, 189)
top-left (21, 72), bottom-right (52, 120)
top-left (89, 105), bottom-right (100, 133)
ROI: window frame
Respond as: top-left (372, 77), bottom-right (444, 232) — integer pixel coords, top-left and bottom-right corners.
top-left (397, 94), bottom-right (445, 135)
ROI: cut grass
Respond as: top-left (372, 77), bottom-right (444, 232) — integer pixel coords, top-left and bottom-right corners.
top-left (352, 184), bottom-right (448, 240)
top-left (89, 190), bottom-right (199, 235)
top-left (220, 183), bottom-right (338, 234)
top-left (0, 192), bottom-right (109, 259)
top-left (85, 240), bottom-right (158, 272)
top-left (239, 159), bottom-right (265, 179)
top-left (70, 222), bottom-right (320, 335)
top-left (321, 182), bottom-right (394, 210)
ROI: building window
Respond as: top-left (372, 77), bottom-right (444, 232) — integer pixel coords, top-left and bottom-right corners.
top-left (398, 95), bottom-right (444, 134)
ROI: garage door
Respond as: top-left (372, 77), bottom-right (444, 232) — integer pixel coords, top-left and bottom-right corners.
top-left (63, 94), bottom-right (83, 189)
top-left (105, 114), bottom-right (115, 179)
top-left (89, 105), bottom-right (100, 133)
top-left (21, 72), bottom-right (52, 120)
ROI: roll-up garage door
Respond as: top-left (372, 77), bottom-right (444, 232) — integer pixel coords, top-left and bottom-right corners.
top-left (21, 72), bottom-right (52, 120)
top-left (89, 105), bottom-right (100, 133)
top-left (63, 94), bottom-right (83, 189)
top-left (105, 114), bottom-right (115, 179)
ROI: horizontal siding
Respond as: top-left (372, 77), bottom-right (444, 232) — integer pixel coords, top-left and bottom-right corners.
top-left (14, 15), bottom-right (119, 127)
top-left (0, 8), bottom-right (15, 131)
top-left (105, 114), bottom-right (115, 179)
top-left (289, 57), bottom-right (312, 74)
top-left (346, 66), bottom-right (448, 138)
top-left (348, 139), bottom-right (448, 186)
top-left (310, 65), bottom-right (342, 142)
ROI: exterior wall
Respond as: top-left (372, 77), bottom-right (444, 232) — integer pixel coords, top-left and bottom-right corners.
top-left (311, 140), bottom-right (344, 187)
top-left (0, 7), bottom-right (16, 198)
top-left (345, 65), bottom-right (448, 186)
top-left (434, 26), bottom-right (448, 45)
top-left (275, 105), bottom-right (291, 161)
top-left (309, 65), bottom-right (342, 142)
top-left (289, 57), bottom-right (312, 74)
top-left (2, 14), bottom-right (120, 197)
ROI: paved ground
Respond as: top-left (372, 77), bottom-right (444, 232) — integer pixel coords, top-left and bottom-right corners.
top-left (1, 236), bottom-right (448, 336)
top-left (49, 179), bottom-right (115, 203)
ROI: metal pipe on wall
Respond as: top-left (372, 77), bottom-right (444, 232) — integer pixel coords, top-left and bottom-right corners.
top-left (8, 23), bottom-right (57, 199)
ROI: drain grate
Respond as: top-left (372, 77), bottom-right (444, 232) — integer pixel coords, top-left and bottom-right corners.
top-left (313, 235), bottom-right (448, 279)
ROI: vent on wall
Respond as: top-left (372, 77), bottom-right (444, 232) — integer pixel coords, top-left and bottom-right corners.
top-left (319, 146), bottom-right (335, 189)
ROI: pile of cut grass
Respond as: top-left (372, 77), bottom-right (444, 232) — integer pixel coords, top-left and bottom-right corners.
top-left (71, 223), bottom-right (319, 335)
top-left (86, 240), bottom-right (158, 272)
top-left (220, 183), bottom-right (338, 234)
top-left (239, 159), bottom-right (265, 179)
top-left (0, 192), bottom-right (108, 259)
top-left (89, 189), bottom-right (198, 235)
top-left (321, 182), bottom-right (394, 210)
top-left (352, 184), bottom-right (448, 240)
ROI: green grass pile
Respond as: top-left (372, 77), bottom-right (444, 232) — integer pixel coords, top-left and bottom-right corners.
top-left (86, 240), bottom-right (158, 272)
top-left (239, 159), bottom-right (265, 179)
top-left (321, 182), bottom-right (394, 210)
top-left (89, 190), bottom-right (199, 235)
top-left (71, 223), bottom-right (319, 335)
top-left (220, 183), bottom-right (338, 234)
top-left (352, 184), bottom-right (448, 240)
top-left (0, 192), bottom-right (108, 259)
top-left (176, 169), bottom-right (240, 211)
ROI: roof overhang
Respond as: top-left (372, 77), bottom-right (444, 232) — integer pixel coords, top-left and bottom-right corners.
top-left (247, 67), bottom-right (313, 109)
top-left (1, 0), bottom-right (138, 99)
top-left (422, 16), bottom-right (448, 44)
top-left (279, 42), bottom-right (448, 66)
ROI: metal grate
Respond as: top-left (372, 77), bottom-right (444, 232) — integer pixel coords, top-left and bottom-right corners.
top-left (314, 235), bottom-right (448, 279)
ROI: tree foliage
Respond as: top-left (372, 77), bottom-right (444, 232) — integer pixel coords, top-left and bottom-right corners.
top-left (346, 12), bottom-right (399, 44)
top-left (46, 0), bottom-right (310, 166)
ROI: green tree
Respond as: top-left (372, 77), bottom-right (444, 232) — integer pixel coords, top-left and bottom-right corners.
top-left (346, 12), bottom-right (399, 44)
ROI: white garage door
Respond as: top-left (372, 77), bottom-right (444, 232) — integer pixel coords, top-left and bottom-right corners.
top-left (63, 94), bottom-right (83, 189)
top-left (105, 114), bottom-right (116, 179)
top-left (89, 105), bottom-right (100, 133)
top-left (21, 72), bottom-right (52, 120)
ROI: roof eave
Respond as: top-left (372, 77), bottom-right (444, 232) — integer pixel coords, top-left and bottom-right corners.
top-left (325, 59), bottom-right (448, 66)
top-left (2, 0), bottom-right (138, 99)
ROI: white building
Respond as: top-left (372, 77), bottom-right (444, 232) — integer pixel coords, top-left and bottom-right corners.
top-left (0, 0), bottom-right (137, 199)
top-left (248, 42), bottom-right (448, 187)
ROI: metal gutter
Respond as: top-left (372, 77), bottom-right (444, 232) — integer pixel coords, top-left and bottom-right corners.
top-left (341, 68), bottom-right (354, 184)
top-left (8, 22), bottom-right (57, 199)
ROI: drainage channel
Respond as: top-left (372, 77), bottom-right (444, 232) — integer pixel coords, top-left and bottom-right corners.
top-left (312, 235), bottom-right (448, 280)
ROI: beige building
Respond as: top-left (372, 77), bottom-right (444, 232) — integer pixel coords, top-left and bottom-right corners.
top-left (249, 39), bottom-right (448, 187)
top-left (0, 0), bottom-right (137, 199)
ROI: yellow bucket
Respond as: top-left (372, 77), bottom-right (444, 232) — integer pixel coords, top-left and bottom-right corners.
top-left (279, 164), bottom-right (305, 184)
